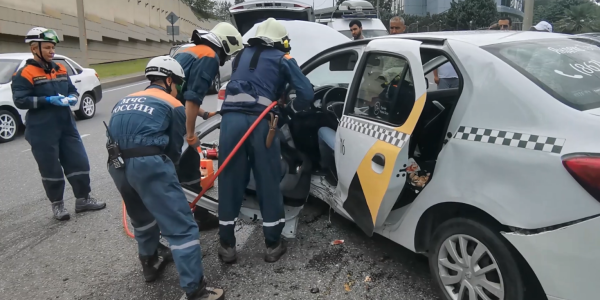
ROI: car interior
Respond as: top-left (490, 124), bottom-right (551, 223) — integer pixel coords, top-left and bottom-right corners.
top-left (281, 46), bottom-right (463, 210)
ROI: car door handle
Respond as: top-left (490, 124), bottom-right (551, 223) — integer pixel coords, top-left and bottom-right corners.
top-left (75, 80), bottom-right (81, 83)
top-left (372, 153), bottom-right (385, 167)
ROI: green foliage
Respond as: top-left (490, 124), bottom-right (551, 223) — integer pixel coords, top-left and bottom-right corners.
top-left (554, 2), bottom-right (600, 33)
top-left (533, 0), bottom-right (589, 24)
top-left (444, 0), bottom-right (498, 30)
top-left (234, 0), bottom-right (244, 4)
top-left (213, 0), bottom-right (231, 21)
top-left (182, 0), bottom-right (217, 20)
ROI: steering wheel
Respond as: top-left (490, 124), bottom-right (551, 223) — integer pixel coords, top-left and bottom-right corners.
top-left (284, 84), bottom-right (335, 114)
top-left (321, 87), bottom-right (347, 123)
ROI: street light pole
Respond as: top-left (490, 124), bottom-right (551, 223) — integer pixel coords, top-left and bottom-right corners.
top-left (76, 0), bottom-right (89, 67)
top-left (523, 0), bottom-right (534, 30)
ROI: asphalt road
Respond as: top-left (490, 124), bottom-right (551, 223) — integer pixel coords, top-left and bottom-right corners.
top-left (0, 81), bottom-right (440, 300)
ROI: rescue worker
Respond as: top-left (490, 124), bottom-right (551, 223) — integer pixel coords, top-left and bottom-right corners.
top-left (217, 18), bottom-right (314, 264)
top-left (106, 56), bottom-right (224, 300)
top-left (173, 23), bottom-right (243, 149)
top-left (12, 27), bottom-right (105, 220)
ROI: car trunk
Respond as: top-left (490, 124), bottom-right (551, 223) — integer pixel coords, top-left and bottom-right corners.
top-left (229, 0), bottom-right (314, 35)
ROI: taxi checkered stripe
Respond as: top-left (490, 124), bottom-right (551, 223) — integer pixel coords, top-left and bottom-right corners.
top-left (454, 126), bottom-right (566, 154)
top-left (340, 116), bottom-right (410, 148)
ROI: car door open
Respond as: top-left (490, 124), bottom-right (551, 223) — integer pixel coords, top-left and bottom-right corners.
top-left (334, 39), bottom-right (428, 237)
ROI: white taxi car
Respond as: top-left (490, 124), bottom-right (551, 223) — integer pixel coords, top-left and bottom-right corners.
top-left (193, 23), bottom-right (600, 300)
top-left (0, 53), bottom-right (102, 143)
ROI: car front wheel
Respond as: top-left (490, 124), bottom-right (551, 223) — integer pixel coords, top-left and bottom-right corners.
top-left (75, 93), bottom-right (96, 120)
top-left (0, 109), bottom-right (19, 143)
top-left (429, 218), bottom-right (525, 300)
top-left (210, 72), bottom-right (221, 94)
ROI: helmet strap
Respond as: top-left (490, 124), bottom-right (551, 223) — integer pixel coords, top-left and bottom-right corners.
top-left (34, 42), bottom-right (52, 71)
top-left (163, 77), bottom-right (172, 94)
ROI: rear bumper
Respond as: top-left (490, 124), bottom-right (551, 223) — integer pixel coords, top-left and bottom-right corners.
top-left (93, 85), bottom-right (102, 103)
top-left (502, 215), bottom-right (600, 300)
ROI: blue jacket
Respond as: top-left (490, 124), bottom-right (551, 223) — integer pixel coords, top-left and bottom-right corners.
top-left (108, 85), bottom-right (186, 164)
top-left (221, 45), bottom-right (314, 115)
top-left (11, 59), bottom-right (79, 127)
top-left (173, 44), bottom-right (220, 106)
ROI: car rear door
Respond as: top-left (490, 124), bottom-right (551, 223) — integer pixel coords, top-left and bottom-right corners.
top-left (334, 39), bottom-right (428, 236)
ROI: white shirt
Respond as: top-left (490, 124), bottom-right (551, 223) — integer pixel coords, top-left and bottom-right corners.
top-left (437, 62), bottom-right (458, 78)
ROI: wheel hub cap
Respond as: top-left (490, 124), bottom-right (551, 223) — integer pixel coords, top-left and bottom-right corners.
top-left (0, 114), bottom-right (16, 139)
top-left (83, 97), bottom-right (94, 116)
top-left (437, 234), bottom-right (505, 300)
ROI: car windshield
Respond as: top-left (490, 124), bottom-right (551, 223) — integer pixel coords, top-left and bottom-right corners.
top-left (0, 59), bottom-right (22, 84)
top-left (338, 29), bottom-right (389, 39)
top-left (485, 38), bottom-right (600, 111)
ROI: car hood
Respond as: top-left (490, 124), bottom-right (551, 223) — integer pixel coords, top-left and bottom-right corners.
top-left (242, 20), bottom-right (351, 66)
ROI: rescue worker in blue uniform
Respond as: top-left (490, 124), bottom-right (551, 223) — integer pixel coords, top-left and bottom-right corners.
top-left (12, 27), bottom-right (106, 220)
top-left (173, 23), bottom-right (243, 149)
top-left (106, 56), bottom-right (224, 300)
top-left (217, 18), bottom-right (314, 264)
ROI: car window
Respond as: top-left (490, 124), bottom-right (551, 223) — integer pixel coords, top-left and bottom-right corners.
top-left (66, 58), bottom-right (83, 74)
top-left (349, 53), bottom-right (415, 127)
top-left (0, 59), bottom-right (22, 84)
top-left (485, 38), bottom-right (600, 111)
top-left (338, 29), bottom-right (389, 39)
top-left (305, 51), bottom-right (358, 88)
top-left (54, 59), bottom-right (75, 76)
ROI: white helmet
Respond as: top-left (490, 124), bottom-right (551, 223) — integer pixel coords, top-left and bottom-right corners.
top-left (25, 27), bottom-right (59, 44)
top-left (248, 18), bottom-right (291, 52)
top-left (198, 22), bottom-right (243, 56)
top-left (145, 56), bottom-right (185, 84)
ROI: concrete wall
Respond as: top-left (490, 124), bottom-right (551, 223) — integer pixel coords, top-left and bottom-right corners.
top-left (0, 0), bottom-right (221, 64)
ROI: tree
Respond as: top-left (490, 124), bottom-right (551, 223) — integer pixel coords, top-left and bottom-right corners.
top-left (234, 0), bottom-right (244, 3)
top-left (213, 0), bottom-right (231, 21)
top-left (533, 0), bottom-right (588, 24)
top-left (182, 0), bottom-right (217, 20)
top-left (444, 0), bottom-right (498, 30)
top-left (554, 2), bottom-right (600, 33)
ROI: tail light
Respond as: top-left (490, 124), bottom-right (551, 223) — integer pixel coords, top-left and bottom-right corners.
top-left (563, 153), bottom-right (600, 201)
top-left (95, 72), bottom-right (99, 79)
top-left (294, 4), bottom-right (307, 7)
top-left (218, 88), bottom-right (226, 101)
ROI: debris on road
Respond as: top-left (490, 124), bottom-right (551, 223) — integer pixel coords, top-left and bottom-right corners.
top-left (310, 287), bottom-right (320, 293)
top-left (331, 239), bottom-right (344, 245)
top-left (364, 276), bottom-right (372, 282)
top-left (344, 273), bottom-right (356, 291)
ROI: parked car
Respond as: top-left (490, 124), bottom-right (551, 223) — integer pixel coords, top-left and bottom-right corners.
top-left (228, 0), bottom-right (315, 36)
top-left (315, 0), bottom-right (389, 38)
top-left (0, 53), bottom-right (102, 143)
top-left (199, 23), bottom-right (600, 300)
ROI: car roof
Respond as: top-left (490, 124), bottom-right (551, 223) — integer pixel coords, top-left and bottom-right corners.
top-left (372, 30), bottom-right (572, 47)
top-left (0, 53), bottom-right (67, 60)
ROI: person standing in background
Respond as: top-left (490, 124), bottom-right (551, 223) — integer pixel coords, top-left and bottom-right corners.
top-left (433, 62), bottom-right (459, 89)
top-left (389, 16), bottom-right (406, 34)
top-left (349, 20), bottom-right (364, 40)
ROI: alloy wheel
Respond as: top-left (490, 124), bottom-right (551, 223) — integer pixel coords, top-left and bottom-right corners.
top-left (82, 96), bottom-right (95, 117)
top-left (437, 234), bottom-right (505, 300)
top-left (213, 75), bottom-right (221, 92)
top-left (0, 113), bottom-right (17, 140)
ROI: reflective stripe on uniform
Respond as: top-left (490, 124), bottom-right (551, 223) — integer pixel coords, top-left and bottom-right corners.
top-left (33, 77), bottom-right (68, 85)
top-left (263, 218), bottom-right (285, 227)
top-left (33, 97), bottom-right (39, 109)
top-left (42, 177), bottom-right (64, 181)
top-left (170, 239), bottom-right (200, 250)
top-left (219, 217), bottom-right (238, 226)
top-left (224, 93), bottom-right (272, 106)
top-left (134, 220), bottom-right (157, 232)
top-left (66, 171), bottom-right (89, 178)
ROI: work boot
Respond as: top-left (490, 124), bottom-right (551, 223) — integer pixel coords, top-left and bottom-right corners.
top-left (52, 201), bottom-right (70, 221)
top-left (140, 247), bottom-right (173, 282)
top-left (217, 240), bottom-right (237, 264)
top-left (186, 277), bottom-right (225, 300)
top-left (75, 196), bottom-right (106, 213)
top-left (264, 239), bottom-right (287, 263)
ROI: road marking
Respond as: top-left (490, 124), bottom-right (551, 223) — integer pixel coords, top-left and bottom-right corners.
top-left (103, 81), bottom-right (147, 93)
top-left (80, 134), bottom-right (90, 138)
top-left (21, 149), bottom-right (31, 152)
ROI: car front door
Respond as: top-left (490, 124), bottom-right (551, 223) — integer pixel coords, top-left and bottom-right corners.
top-left (54, 58), bottom-right (82, 104)
top-left (335, 39), bottom-right (428, 236)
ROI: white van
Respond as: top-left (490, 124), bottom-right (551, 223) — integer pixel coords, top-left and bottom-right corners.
top-left (315, 0), bottom-right (389, 39)
top-left (228, 0), bottom-right (315, 35)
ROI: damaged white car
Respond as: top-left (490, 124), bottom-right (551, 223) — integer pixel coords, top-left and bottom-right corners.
top-left (182, 22), bottom-right (600, 300)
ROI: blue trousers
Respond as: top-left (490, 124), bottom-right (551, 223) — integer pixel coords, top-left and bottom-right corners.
top-left (108, 155), bottom-right (203, 294)
top-left (25, 116), bottom-right (91, 202)
top-left (218, 112), bottom-right (285, 248)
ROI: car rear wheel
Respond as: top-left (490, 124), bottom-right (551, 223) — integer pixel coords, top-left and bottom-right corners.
top-left (210, 72), bottom-right (221, 94)
top-left (429, 218), bottom-right (525, 300)
top-left (75, 93), bottom-right (96, 120)
top-left (0, 109), bottom-right (19, 143)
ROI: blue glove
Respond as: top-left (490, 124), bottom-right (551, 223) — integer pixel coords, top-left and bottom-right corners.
top-left (65, 95), bottom-right (78, 106)
top-left (46, 95), bottom-right (69, 107)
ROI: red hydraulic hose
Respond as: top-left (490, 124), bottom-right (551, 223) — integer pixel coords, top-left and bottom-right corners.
top-left (122, 101), bottom-right (278, 238)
